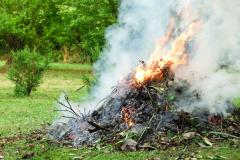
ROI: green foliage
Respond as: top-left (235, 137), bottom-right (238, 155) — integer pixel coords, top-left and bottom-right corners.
top-left (8, 48), bottom-right (48, 96)
top-left (0, 0), bottom-right (119, 63)
top-left (81, 74), bottom-right (97, 92)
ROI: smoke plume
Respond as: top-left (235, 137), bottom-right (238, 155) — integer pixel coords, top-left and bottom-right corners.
top-left (81, 0), bottom-right (177, 112)
top-left (175, 0), bottom-right (240, 114)
top-left (67, 0), bottom-right (240, 115)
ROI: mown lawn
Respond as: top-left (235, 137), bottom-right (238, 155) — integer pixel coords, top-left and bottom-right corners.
top-left (0, 63), bottom-right (90, 137)
top-left (49, 63), bottom-right (92, 71)
top-left (0, 61), bottom-right (5, 68)
top-left (0, 61), bottom-right (240, 159)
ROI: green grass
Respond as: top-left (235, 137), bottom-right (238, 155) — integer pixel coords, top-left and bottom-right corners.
top-left (0, 68), bottom-right (89, 137)
top-left (1, 62), bottom-right (240, 159)
top-left (49, 62), bottom-right (92, 71)
top-left (0, 60), bottom-right (92, 73)
top-left (233, 98), bottom-right (240, 109)
top-left (3, 139), bottom-right (240, 159)
top-left (0, 60), bottom-right (5, 67)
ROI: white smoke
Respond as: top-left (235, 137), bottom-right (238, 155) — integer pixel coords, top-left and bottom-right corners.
top-left (89, 0), bottom-right (180, 109)
top-left (175, 0), bottom-right (240, 114)
top-left (63, 0), bottom-right (240, 115)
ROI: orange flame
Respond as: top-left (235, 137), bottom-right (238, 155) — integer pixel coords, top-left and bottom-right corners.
top-left (121, 106), bottom-right (136, 127)
top-left (133, 14), bottom-right (201, 85)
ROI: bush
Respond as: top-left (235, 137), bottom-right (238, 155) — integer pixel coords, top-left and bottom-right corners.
top-left (8, 49), bottom-right (48, 96)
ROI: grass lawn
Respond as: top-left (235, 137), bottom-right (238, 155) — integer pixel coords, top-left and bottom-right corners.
top-left (49, 63), bottom-right (92, 71)
top-left (0, 63), bottom-right (89, 137)
top-left (0, 61), bottom-right (5, 68)
top-left (0, 61), bottom-right (240, 159)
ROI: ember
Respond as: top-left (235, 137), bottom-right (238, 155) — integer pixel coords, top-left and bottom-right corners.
top-left (121, 106), bottom-right (136, 128)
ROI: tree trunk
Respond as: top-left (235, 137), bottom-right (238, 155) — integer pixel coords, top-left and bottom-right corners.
top-left (5, 54), bottom-right (12, 65)
top-left (62, 45), bottom-right (70, 63)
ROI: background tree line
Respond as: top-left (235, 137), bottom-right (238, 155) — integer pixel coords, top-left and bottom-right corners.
top-left (0, 0), bottom-right (118, 64)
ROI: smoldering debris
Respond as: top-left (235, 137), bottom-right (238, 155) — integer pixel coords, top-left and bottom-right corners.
top-left (48, 65), bottom-right (240, 149)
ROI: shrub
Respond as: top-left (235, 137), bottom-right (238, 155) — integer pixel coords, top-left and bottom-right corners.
top-left (80, 74), bottom-right (97, 92)
top-left (8, 49), bottom-right (48, 96)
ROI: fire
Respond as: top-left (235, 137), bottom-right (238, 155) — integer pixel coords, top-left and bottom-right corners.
top-left (133, 10), bottom-right (201, 85)
top-left (134, 59), bottom-right (174, 85)
top-left (121, 106), bottom-right (136, 127)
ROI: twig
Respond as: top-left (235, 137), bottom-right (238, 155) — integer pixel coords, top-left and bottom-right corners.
top-left (155, 116), bottom-right (163, 131)
top-left (88, 121), bottom-right (110, 132)
top-left (75, 85), bottom-right (86, 92)
top-left (54, 97), bottom-right (70, 109)
top-left (208, 131), bottom-right (240, 139)
top-left (54, 96), bottom-right (80, 118)
top-left (147, 86), bottom-right (164, 95)
top-left (139, 60), bottom-right (146, 67)
top-left (94, 85), bottom-right (119, 109)
top-left (138, 115), bottom-right (155, 143)
top-left (54, 109), bottom-right (77, 115)
top-left (61, 116), bottom-right (76, 120)
top-left (65, 95), bottom-right (78, 115)
top-left (144, 85), bottom-right (157, 108)
top-left (95, 95), bottom-right (111, 108)
top-left (177, 146), bottom-right (188, 159)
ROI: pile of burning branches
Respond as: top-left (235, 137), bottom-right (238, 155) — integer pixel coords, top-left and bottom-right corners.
top-left (48, 11), bottom-right (240, 150)
top-left (48, 61), bottom-right (240, 151)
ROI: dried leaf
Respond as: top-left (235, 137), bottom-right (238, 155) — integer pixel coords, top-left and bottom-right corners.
top-left (182, 132), bottom-right (196, 140)
top-left (0, 154), bottom-right (3, 160)
top-left (215, 155), bottom-right (227, 159)
top-left (120, 139), bottom-right (137, 151)
top-left (197, 142), bottom-right (207, 148)
top-left (203, 137), bottom-right (212, 146)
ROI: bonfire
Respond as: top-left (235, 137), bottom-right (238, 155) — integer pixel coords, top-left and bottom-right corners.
top-left (48, 8), bottom-right (240, 151)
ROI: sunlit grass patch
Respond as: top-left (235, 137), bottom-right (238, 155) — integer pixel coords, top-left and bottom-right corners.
top-left (0, 60), bottom-right (5, 68)
top-left (49, 63), bottom-right (92, 71)
top-left (0, 64), bottom-right (91, 137)
top-left (233, 97), bottom-right (240, 108)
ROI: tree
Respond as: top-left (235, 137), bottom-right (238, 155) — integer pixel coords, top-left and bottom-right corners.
top-left (0, 0), bottom-right (119, 63)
